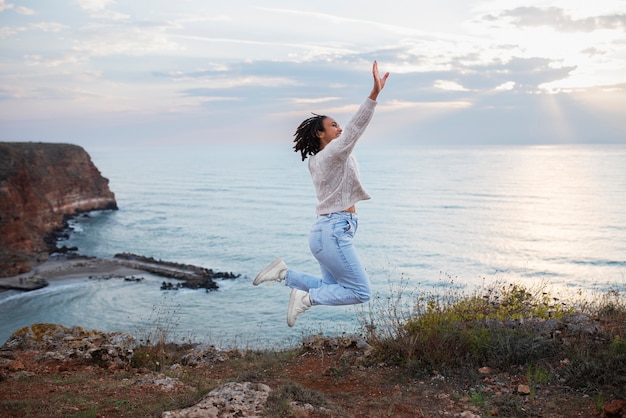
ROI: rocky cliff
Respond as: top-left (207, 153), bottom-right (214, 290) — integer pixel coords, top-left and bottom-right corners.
top-left (0, 142), bottom-right (117, 277)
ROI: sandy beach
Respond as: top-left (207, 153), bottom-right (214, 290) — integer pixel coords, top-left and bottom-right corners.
top-left (0, 257), bottom-right (145, 291)
top-left (0, 253), bottom-right (235, 292)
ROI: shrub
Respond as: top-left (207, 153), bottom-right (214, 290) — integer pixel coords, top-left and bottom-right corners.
top-left (560, 287), bottom-right (626, 394)
top-left (359, 277), bottom-right (626, 397)
top-left (360, 279), bottom-right (570, 373)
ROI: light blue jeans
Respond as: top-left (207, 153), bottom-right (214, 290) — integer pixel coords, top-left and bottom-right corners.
top-left (285, 212), bottom-right (371, 306)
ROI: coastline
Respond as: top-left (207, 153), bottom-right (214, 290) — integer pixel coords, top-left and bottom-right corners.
top-left (0, 254), bottom-right (241, 292)
top-left (0, 256), bottom-right (145, 292)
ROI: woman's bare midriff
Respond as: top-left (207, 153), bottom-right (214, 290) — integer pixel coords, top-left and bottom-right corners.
top-left (321, 205), bottom-right (356, 216)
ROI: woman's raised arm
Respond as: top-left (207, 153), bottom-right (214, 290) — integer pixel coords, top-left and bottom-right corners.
top-left (368, 60), bottom-right (390, 101)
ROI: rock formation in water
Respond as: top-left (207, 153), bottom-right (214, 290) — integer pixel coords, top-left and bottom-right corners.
top-left (0, 142), bottom-right (117, 277)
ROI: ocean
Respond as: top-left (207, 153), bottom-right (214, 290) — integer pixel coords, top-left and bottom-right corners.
top-left (1, 143), bottom-right (625, 348)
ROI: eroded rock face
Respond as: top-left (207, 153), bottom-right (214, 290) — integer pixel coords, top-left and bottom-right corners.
top-left (0, 142), bottom-right (117, 276)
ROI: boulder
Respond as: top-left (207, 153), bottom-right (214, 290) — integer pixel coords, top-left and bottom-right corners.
top-left (162, 382), bottom-right (272, 418)
top-left (1, 323), bottom-right (136, 368)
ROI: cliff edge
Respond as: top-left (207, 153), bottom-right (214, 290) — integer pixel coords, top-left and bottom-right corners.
top-left (0, 142), bottom-right (117, 277)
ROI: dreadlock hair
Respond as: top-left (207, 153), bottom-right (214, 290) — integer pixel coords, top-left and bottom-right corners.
top-left (293, 113), bottom-right (327, 161)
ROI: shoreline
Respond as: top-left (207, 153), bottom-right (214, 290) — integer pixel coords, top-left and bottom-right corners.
top-left (0, 256), bottom-right (145, 291)
top-left (0, 254), bottom-right (241, 292)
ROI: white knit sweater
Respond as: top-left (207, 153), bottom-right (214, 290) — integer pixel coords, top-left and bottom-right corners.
top-left (308, 98), bottom-right (377, 215)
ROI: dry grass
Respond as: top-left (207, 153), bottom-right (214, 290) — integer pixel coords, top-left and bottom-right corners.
top-left (358, 278), bottom-right (626, 400)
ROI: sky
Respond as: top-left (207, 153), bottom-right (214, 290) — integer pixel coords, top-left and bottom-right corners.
top-left (1, 0), bottom-right (625, 147)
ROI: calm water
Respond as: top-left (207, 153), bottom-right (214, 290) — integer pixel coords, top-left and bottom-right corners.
top-left (1, 144), bottom-right (625, 347)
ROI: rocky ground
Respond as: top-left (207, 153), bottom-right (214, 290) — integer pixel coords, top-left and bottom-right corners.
top-left (1, 323), bottom-right (624, 417)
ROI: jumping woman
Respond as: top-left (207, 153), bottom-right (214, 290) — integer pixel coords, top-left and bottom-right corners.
top-left (253, 60), bottom-right (390, 327)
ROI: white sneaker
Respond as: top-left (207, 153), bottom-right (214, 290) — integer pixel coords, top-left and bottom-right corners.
top-left (253, 258), bottom-right (287, 286)
top-left (287, 288), bottom-right (312, 327)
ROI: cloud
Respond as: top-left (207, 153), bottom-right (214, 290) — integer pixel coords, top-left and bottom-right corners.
top-left (0, 22), bottom-right (68, 40)
top-left (496, 81), bottom-right (516, 91)
top-left (29, 22), bottom-right (69, 32)
top-left (0, 0), bottom-right (34, 15)
top-left (288, 97), bottom-right (341, 105)
top-left (181, 75), bottom-right (299, 92)
top-left (0, 81), bottom-right (103, 102)
top-left (0, 26), bottom-right (18, 39)
top-left (434, 80), bottom-right (470, 92)
top-left (466, 4), bottom-right (625, 90)
top-left (491, 7), bottom-right (626, 33)
top-left (75, 0), bottom-right (114, 13)
top-left (74, 0), bottom-right (129, 21)
top-left (24, 54), bottom-right (80, 68)
top-left (387, 99), bottom-right (472, 110)
top-left (0, 1), bottom-right (625, 146)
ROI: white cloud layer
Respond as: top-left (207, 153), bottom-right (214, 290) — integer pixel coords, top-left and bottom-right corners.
top-left (0, 0), bottom-right (624, 145)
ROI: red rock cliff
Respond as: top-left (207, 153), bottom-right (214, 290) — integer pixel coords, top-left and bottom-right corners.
top-left (0, 142), bottom-right (117, 277)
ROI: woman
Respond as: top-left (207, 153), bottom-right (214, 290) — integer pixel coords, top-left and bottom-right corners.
top-left (254, 61), bottom-right (389, 327)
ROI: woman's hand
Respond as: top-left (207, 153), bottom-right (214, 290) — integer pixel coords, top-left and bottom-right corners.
top-left (369, 60), bottom-right (389, 101)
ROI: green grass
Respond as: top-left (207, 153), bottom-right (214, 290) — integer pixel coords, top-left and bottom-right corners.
top-left (357, 277), bottom-right (626, 399)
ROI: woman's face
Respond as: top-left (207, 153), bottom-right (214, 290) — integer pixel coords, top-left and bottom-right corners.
top-left (318, 117), bottom-right (342, 148)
